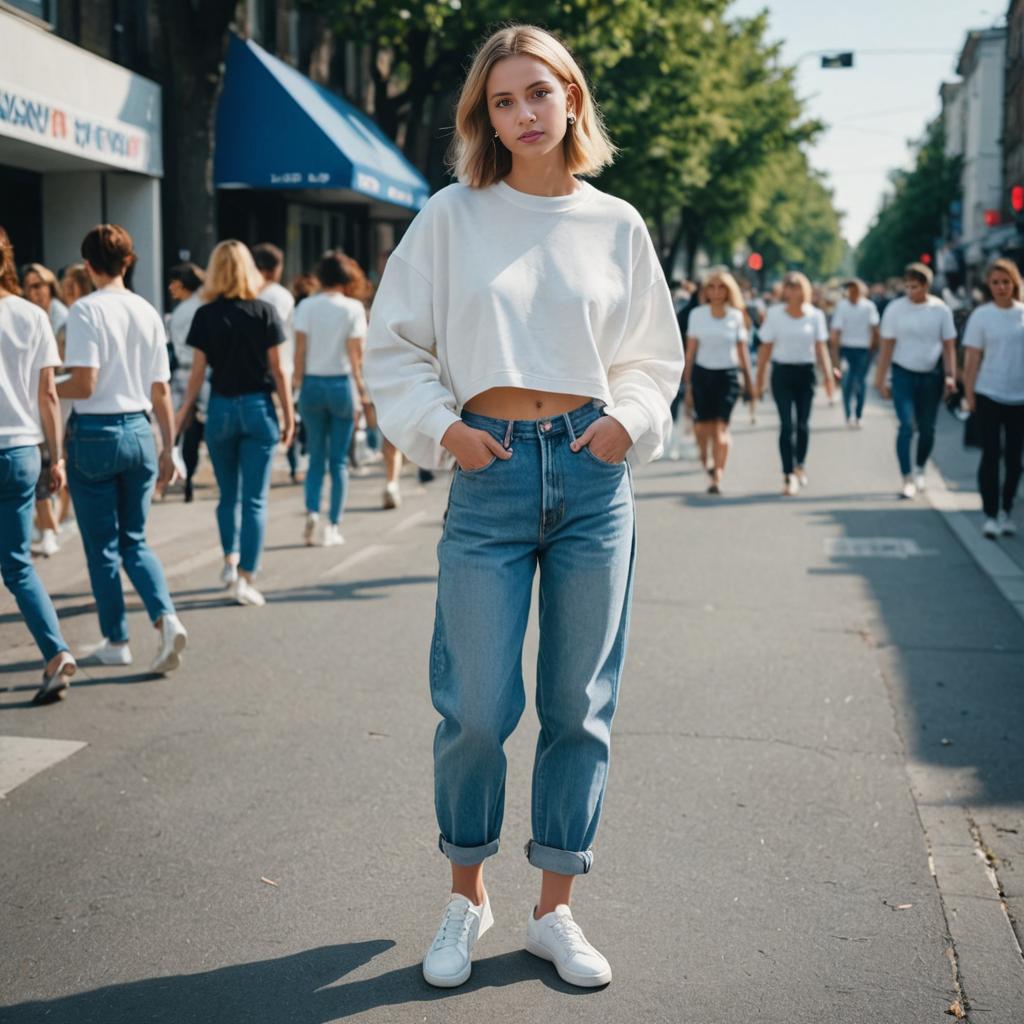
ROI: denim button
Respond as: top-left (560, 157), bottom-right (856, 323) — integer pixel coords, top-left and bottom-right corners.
top-left (541, 421), bottom-right (551, 432)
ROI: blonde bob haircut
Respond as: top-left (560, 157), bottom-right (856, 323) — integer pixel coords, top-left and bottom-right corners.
top-left (985, 257), bottom-right (1023, 302)
top-left (448, 24), bottom-right (616, 188)
top-left (781, 271), bottom-right (813, 306)
top-left (202, 240), bottom-right (263, 302)
top-left (699, 267), bottom-right (745, 312)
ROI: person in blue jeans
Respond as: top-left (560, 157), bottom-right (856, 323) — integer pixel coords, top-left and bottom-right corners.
top-left (293, 250), bottom-right (369, 547)
top-left (0, 225), bottom-right (77, 703)
top-left (58, 224), bottom-right (188, 675)
top-left (829, 278), bottom-right (879, 428)
top-left (176, 241), bottom-right (295, 607)
top-left (365, 27), bottom-right (682, 990)
top-left (874, 263), bottom-right (958, 500)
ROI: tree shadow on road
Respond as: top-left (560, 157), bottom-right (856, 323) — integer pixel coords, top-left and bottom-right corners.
top-left (0, 942), bottom-right (596, 1023)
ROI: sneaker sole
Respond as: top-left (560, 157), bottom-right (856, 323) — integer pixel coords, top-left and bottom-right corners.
top-left (422, 961), bottom-right (472, 988)
top-left (151, 631), bottom-right (188, 675)
top-left (523, 937), bottom-right (612, 987)
top-left (33, 662), bottom-right (77, 704)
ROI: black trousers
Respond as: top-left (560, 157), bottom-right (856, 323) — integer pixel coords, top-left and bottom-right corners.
top-left (976, 394), bottom-right (1024, 518)
top-left (181, 414), bottom-right (204, 483)
top-left (771, 363), bottom-right (816, 475)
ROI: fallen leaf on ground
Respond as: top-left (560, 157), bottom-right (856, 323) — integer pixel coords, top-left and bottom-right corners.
top-left (946, 999), bottom-right (965, 1019)
top-left (260, 877), bottom-right (279, 887)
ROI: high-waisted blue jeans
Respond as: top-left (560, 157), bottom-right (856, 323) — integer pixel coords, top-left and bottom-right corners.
top-left (840, 346), bottom-right (872, 420)
top-left (299, 375), bottom-right (355, 525)
top-left (891, 364), bottom-right (943, 476)
top-left (205, 392), bottom-right (280, 574)
top-left (0, 445), bottom-right (69, 663)
top-left (66, 412), bottom-right (176, 643)
top-left (431, 401), bottom-right (636, 876)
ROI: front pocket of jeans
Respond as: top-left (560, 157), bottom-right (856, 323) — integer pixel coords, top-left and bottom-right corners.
top-left (71, 434), bottom-right (119, 481)
top-left (581, 446), bottom-right (625, 468)
top-left (459, 454), bottom-right (498, 475)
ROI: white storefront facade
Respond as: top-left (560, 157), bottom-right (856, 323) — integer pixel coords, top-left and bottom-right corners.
top-left (0, 11), bottom-right (164, 307)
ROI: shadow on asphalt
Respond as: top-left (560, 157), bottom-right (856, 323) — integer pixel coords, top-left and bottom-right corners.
top-left (262, 576), bottom-right (437, 604)
top-left (0, 943), bottom-right (599, 1022)
top-left (807, 502), bottom-right (1024, 808)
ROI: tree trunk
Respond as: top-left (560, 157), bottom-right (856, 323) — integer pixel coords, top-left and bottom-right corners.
top-left (156, 0), bottom-right (240, 269)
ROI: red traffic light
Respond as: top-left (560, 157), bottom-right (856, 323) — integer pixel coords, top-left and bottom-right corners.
top-left (920, 253), bottom-right (932, 266)
top-left (747, 252), bottom-right (764, 271)
top-left (984, 208), bottom-right (1001, 227)
top-left (1012, 185), bottom-right (1024, 213)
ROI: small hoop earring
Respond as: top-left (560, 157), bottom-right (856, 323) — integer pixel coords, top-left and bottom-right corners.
top-left (493, 129), bottom-right (499, 138)
top-left (567, 114), bottom-right (576, 126)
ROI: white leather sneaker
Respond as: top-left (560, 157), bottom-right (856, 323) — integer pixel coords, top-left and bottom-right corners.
top-left (525, 904), bottom-right (611, 988)
top-left (900, 477), bottom-right (917, 500)
top-left (422, 892), bottom-right (494, 988)
top-left (150, 614), bottom-right (187, 675)
top-left (79, 639), bottom-right (133, 666)
top-left (383, 481), bottom-right (401, 510)
top-left (998, 511), bottom-right (1017, 536)
top-left (220, 562), bottom-right (239, 588)
top-left (983, 517), bottom-right (1000, 539)
top-left (33, 652), bottom-right (76, 704)
top-left (323, 524), bottom-right (344, 547)
top-left (231, 577), bottom-right (266, 607)
top-left (914, 471), bottom-right (927, 493)
top-left (782, 474), bottom-right (799, 496)
top-left (794, 467), bottom-right (808, 488)
top-left (303, 512), bottom-right (319, 547)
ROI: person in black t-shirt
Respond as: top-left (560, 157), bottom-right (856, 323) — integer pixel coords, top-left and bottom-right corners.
top-left (175, 241), bottom-right (295, 607)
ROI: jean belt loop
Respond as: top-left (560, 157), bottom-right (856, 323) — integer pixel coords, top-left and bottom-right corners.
top-left (563, 412), bottom-right (577, 445)
top-left (503, 419), bottom-right (514, 449)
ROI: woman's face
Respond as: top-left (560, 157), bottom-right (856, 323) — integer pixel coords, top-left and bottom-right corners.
top-left (904, 277), bottom-right (928, 303)
top-left (23, 271), bottom-right (51, 310)
top-left (846, 284), bottom-right (860, 303)
top-left (783, 281), bottom-right (803, 305)
top-left (706, 280), bottom-right (728, 304)
top-left (487, 55), bottom-right (578, 162)
top-left (62, 278), bottom-right (82, 306)
top-left (988, 270), bottom-right (1016, 307)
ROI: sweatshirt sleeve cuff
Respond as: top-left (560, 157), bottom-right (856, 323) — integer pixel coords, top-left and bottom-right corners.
top-left (603, 402), bottom-right (651, 444)
top-left (420, 405), bottom-right (462, 447)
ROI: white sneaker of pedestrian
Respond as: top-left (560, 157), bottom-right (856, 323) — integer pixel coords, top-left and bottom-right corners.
top-left (846, 416), bottom-right (857, 429)
top-left (304, 512), bottom-right (319, 547)
top-left (33, 652), bottom-right (76, 704)
top-left (783, 474), bottom-right (799, 496)
top-left (231, 576), bottom-right (266, 607)
top-left (383, 480), bottom-right (401, 510)
top-left (900, 477), bottom-right (917, 500)
top-left (525, 905), bottom-right (612, 988)
top-left (998, 510), bottom-right (1017, 536)
top-left (422, 892), bottom-right (494, 988)
top-left (323, 524), bottom-right (345, 547)
top-left (150, 614), bottom-right (188, 675)
top-left (220, 561), bottom-right (239, 588)
top-left (854, 418), bottom-right (863, 429)
top-left (983, 517), bottom-right (1000, 539)
top-left (35, 529), bottom-right (60, 557)
top-left (914, 471), bottom-right (927, 492)
top-left (794, 467), bottom-right (808, 488)
top-left (78, 639), bottom-right (133, 666)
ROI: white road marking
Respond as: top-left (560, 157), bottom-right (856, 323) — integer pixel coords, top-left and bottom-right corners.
top-left (317, 544), bottom-right (392, 582)
top-left (0, 736), bottom-right (87, 799)
top-left (824, 537), bottom-right (936, 559)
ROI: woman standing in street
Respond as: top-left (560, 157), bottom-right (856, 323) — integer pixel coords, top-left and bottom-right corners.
top-left (874, 262), bottom-right (957, 500)
top-left (22, 263), bottom-right (69, 337)
top-left (683, 268), bottom-right (753, 494)
top-left (0, 227), bottom-right (77, 703)
top-left (293, 250), bottom-right (368, 547)
top-left (58, 224), bottom-right (187, 674)
top-left (755, 271), bottom-right (836, 495)
top-left (166, 263), bottom-right (206, 502)
top-left (829, 278), bottom-right (879, 428)
top-left (176, 241), bottom-right (294, 606)
top-left (963, 258), bottom-right (1024, 538)
top-left (366, 25), bottom-right (681, 990)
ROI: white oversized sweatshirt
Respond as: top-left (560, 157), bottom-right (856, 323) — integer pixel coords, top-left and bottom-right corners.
top-left (363, 179), bottom-right (683, 469)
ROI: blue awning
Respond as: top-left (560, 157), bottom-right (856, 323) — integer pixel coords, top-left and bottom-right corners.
top-left (215, 34), bottom-right (429, 212)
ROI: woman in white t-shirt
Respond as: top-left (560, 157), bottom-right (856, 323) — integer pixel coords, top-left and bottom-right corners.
top-left (755, 271), bottom-right (836, 495)
top-left (874, 262), bottom-right (957, 499)
top-left (293, 250), bottom-right (368, 547)
top-left (963, 258), bottom-right (1024, 538)
top-left (0, 226), bottom-right (77, 703)
top-left (58, 224), bottom-right (188, 675)
top-left (683, 268), bottom-right (753, 494)
top-left (364, 26), bottom-right (681, 989)
top-left (829, 278), bottom-right (879, 427)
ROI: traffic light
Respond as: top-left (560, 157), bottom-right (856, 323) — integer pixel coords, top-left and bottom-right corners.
top-left (984, 209), bottom-right (1002, 227)
top-left (747, 252), bottom-right (764, 271)
top-left (821, 52), bottom-right (854, 69)
top-left (1012, 185), bottom-right (1024, 213)
top-left (920, 253), bottom-right (932, 265)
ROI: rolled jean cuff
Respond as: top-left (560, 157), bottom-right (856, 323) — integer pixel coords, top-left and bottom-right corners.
top-left (524, 839), bottom-right (593, 876)
top-left (438, 834), bottom-right (499, 866)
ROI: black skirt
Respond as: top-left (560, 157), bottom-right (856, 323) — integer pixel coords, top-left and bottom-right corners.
top-left (692, 365), bottom-right (741, 423)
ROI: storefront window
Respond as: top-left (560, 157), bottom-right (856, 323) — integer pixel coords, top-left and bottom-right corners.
top-left (4, 0), bottom-right (54, 25)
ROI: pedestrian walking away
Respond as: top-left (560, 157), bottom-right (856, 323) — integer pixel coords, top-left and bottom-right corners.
top-left (293, 250), bottom-right (368, 547)
top-left (829, 277), bottom-right (879, 428)
top-left (166, 262), bottom-right (206, 502)
top-left (253, 244), bottom-right (300, 485)
top-left (0, 225), bottom-right (77, 704)
top-left (57, 224), bottom-right (188, 675)
top-left (176, 241), bottom-right (295, 607)
top-left (683, 267), bottom-right (754, 494)
top-left (962, 258), bottom-right (1024, 539)
top-left (874, 262), bottom-right (958, 500)
top-left (755, 271), bottom-right (837, 495)
top-left (365, 24), bottom-right (682, 992)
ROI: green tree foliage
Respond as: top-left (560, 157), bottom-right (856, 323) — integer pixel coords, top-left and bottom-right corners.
top-left (855, 120), bottom-right (961, 281)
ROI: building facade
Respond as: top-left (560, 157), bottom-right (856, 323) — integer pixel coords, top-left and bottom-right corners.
top-left (1002, 0), bottom-right (1024, 263)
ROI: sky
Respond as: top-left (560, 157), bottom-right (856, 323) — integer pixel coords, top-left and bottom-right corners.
top-left (729, 0), bottom-right (1001, 247)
